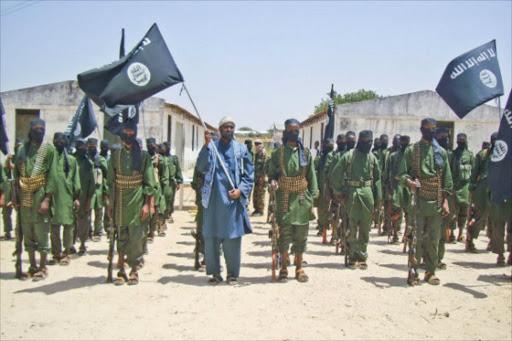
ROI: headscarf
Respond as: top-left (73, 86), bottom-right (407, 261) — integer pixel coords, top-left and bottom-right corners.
top-left (219, 116), bottom-right (235, 128)
top-left (422, 118), bottom-right (444, 169)
top-left (283, 118), bottom-right (307, 166)
top-left (19, 118), bottom-right (46, 163)
top-left (54, 132), bottom-right (69, 175)
top-left (122, 121), bottom-right (142, 172)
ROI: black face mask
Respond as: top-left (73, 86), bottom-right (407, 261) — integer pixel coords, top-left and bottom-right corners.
top-left (30, 129), bottom-right (44, 144)
top-left (421, 127), bottom-right (435, 142)
top-left (100, 147), bottom-right (109, 157)
top-left (54, 142), bottom-right (66, 152)
top-left (122, 133), bottom-right (136, 146)
top-left (323, 146), bottom-right (334, 154)
top-left (392, 139), bottom-right (400, 148)
top-left (148, 145), bottom-right (156, 156)
top-left (380, 141), bottom-right (388, 149)
top-left (76, 149), bottom-right (87, 158)
top-left (88, 148), bottom-right (97, 158)
top-left (400, 143), bottom-right (409, 151)
top-left (457, 141), bottom-right (467, 149)
top-left (437, 137), bottom-right (449, 150)
top-left (346, 140), bottom-right (356, 150)
top-left (337, 142), bottom-right (346, 151)
top-left (284, 130), bottom-right (300, 143)
top-left (356, 141), bottom-right (372, 154)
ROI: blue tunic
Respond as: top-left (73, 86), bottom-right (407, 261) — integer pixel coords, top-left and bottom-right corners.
top-left (197, 139), bottom-right (254, 239)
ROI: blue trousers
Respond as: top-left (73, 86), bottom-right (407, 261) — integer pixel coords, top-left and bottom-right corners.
top-left (205, 237), bottom-right (242, 278)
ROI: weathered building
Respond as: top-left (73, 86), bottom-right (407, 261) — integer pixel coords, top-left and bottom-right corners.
top-left (300, 90), bottom-right (501, 154)
top-left (0, 80), bottom-right (217, 177)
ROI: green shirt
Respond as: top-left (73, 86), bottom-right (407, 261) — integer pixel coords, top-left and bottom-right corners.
top-left (268, 144), bottom-right (318, 225)
top-left (451, 147), bottom-right (475, 204)
top-left (398, 140), bottom-right (453, 215)
top-left (314, 150), bottom-right (335, 198)
top-left (387, 149), bottom-right (411, 208)
top-left (14, 142), bottom-right (59, 223)
top-left (51, 152), bottom-right (80, 225)
top-left (469, 148), bottom-right (491, 207)
top-left (107, 146), bottom-right (155, 227)
top-left (151, 153), bottom-right (169, 212)
top-left (330, 149), bottom-right (382, 219)
top-left (76, 155), bottom-right (95, 213)
top-left (90, 155), bottom-right (108, 209)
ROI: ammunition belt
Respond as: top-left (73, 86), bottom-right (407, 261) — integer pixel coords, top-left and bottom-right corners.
top-left (278, 146), bottom-right (309, 212)
top-left (115, 174), bottom-right (143, 189)
top-left (19, 174), bottom-right (47, 207)
top-left (348, 180), bottom-right (373, 187)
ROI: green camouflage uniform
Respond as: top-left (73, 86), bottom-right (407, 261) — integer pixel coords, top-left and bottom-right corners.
top-left (385, 148), bottom-right (410, 235)
top-left (50, 151), bottom-right (80, 256)
top-left (252, 149), bottom-right (268, 213)
top-left (14, 142), bottom-right (58, 254)
top-left (75, 155), bottom-right (95, 245)
top-left (468, 148), bottom-right (491, 241)
top-left (398, 140), bottom-right (453, 276)
top-left (149, 154), bottom-right (169, 236)
top-left (330, 149), bottom-right (382, 262)
top-left (191, 166), bottom-right (205, 254)
top-left (107, 146), bottom-right (155, 268)
top-left (450, 147), bottom-right (475, 236)
top-left (314, 151), bottom-right (335, 232)
top-left (90, 155), bottom-right (108, 236)
top-left (268, 144), bottom-right (318, 254)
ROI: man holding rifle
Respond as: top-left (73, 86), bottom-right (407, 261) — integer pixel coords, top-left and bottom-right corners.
top-left (106, 121), bottom-right (155, 286)
top-left (399, 118), bottom-right (453, 285)
top-left (268, 118), bottom-right (317, 283)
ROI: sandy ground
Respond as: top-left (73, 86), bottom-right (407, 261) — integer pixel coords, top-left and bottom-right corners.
top-left (1, 202), bottom-right (511, 340)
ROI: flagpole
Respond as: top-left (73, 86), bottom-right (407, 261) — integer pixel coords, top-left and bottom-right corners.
top-left (182, 82), bottom-right (235, 189)
top-left (498, 96), bottom-right (502, 120)
top-left (141, 101), bottom-right (147, 142)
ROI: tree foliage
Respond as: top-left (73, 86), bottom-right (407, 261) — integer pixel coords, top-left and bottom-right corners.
top-left (313, 89), bottom-right (382, 114)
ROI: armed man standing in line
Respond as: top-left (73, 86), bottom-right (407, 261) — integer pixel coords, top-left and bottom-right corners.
top-left (251, 139), bottom-right (268, 216)
top-left (1, 138), bottom-right (24, 241)
top-left (191, 162), bottom-right (206, 270)
top-left (434, 127), bottom-right (454, 270)
top-left (377, 134), bottom-right (391, 235)
top-left (383, 134), bottom-right (401, 242)
top-left (106, 121), bottom-right (155, 286)
top-left (74, 139), bottom-right (95, 257)
top-left (13, 118), bottom-right (58, 281)
top-left (390, 136), bottom-right (412, 240)
top-left (398, 118), bottom-right (453, 285)
top-left (147, 138), bottom-right (169, 240)
top-left (100, 139), bottom-right (112, 233)
top-left (196, 117), bottom-right (254, 285)
top-left (163, 141), bottom-right (183, 224)
top-left (49, 133), bottom-right (80, 266)
top-left (268, 118), bottom-right (318, 283)
top-left (87, 138), bottom-right (108, 242)
top-left (314, 138), bottom-right (335, 240)
top-left (383, 134), bottom-right (404, 243)
top-left (330, 130), bottom-right (381, 269)
top-left (450, 133), bottom-right (475, 244)
top-left (467, 133), bottom-right (496, 253)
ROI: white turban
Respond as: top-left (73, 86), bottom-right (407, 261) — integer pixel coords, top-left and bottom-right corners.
top-left (219, 116), bottom-right (235, 128)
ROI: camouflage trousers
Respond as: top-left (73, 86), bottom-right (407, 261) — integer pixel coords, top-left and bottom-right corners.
top-left (252, 181), bottom-right (266, 213)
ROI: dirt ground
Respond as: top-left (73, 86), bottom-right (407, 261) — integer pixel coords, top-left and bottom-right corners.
top-left (1, 205), bottom-right (511, 341)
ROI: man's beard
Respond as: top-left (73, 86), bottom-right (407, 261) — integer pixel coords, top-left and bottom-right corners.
top-left (221, 132), bottom-right (233, 140)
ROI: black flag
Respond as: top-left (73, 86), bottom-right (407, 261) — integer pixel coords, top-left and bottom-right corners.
top-left (77, 23), bottom-right (184, 107)
top-left (323, 84), bottom-right (335, 144)
top-left (436, 40), bottom-right (504, 119)
top-left (65, 95), bottom-right (97, 146)
top-left (0, 97), bottom-right (8, 155)
top-left (488, 89), bottom-right (512, 204)
top-left (105, 104), bottom-right (140, 137)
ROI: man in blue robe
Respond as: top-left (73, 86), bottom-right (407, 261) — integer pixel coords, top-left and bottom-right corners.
top-left (196, 117), bottom-right (254, 285)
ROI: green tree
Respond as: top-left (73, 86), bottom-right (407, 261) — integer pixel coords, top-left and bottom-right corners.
top-left (313, 89), bottom-right (382, 114)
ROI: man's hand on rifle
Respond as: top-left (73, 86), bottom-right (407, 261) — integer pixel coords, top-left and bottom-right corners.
top-left (0, 192), bottom-right (4, 207)
top-left (406, 178), bottom-right (420, 192)
top-left (38, 195), bottom-right (51, 215)
top-left (442, 198), bottom-right (450, 217)
top-left (73, 199), bottom-right (80, 212)
top-left (270, 180), bottom-right (279, 191)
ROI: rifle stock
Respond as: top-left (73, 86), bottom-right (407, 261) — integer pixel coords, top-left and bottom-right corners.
top-left (8, 178), bottom-right (25, 280)
top-left (407, 179), bottom-right (420, 286)
top-left (269, 186), bottom-right (279, 282)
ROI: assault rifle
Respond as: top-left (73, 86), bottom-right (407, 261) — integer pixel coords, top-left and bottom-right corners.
top-left (106, 176), bottom-right (118, 284)
top-left (10, 178), bottom-right (26, 280)
top-left (268, 186), bottom-right (280, 282)
top-left (328, 201), bottom-right (341, 254)
top-left (191, 228), bottom-right (203, 271)
top-left (407, 179), bottom-right (421, 286)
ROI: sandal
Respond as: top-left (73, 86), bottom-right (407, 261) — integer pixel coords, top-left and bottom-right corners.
top-left (147, 236), bottom-right (154, 244)
top-left (208, 274), bottom-right (223, 285)
top-left (136, 259), bottom-right (145, 271)
top-left (48, 256), bottom-right (61, 266)
top-left (128, 271), bottom-right (139, 285)
top-left (278, 269), bottom-right (288, 283)
top-left (347, 261), bottom-right (357, 270)
top-left (295, 269), bottom-right (309, 283)
top-left (93, 236), bottom-right (101, 242)
top-left (32, 267), bottom-right (48, 282)
top-left (78, 247), bottom-right (87, 256)
top-left (437, 261), bottom-right (447, 270)
top-left (59, 255), bottom-right (71, 266)
top-left (114, 271), bottom-right (128, 286)
top-left (26, 266), bottom-right (38, 278)
top-left (227, 276), bottom-right (238, 285)
top-left (158, 231), bottom-right (166, 237)
top-left (424, 272), bottom-right (440, 285)
top-left (359, 262), bottom-right (368, 270)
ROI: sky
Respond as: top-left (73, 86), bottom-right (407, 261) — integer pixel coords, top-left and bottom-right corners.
top-left (1, 1), bottom-right (511, 131)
